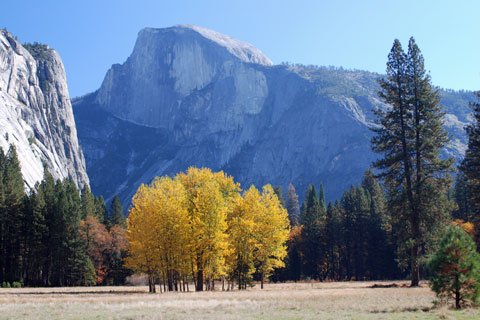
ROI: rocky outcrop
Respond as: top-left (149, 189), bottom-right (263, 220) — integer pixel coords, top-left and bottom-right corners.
top-left (0, 29), bottom-right (89, 189)
top-left (73, 25), bottom-right (472, 206)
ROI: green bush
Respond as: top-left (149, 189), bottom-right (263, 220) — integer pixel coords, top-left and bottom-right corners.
top-left (428, 225), bottom-right (480, 309)
top-left (12, 281), bottom-right (22, 288)
top-left (1, 281), bottom-right (10, 288)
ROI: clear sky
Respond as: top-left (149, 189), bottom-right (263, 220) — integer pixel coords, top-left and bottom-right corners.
top-left (2, 0), bottom-right (479, 97)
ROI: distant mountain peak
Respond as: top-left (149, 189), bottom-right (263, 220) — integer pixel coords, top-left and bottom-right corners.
top-left (74, 25), bottom-right (472, 208)
top-left (138, 25), bottom-right (274, 66)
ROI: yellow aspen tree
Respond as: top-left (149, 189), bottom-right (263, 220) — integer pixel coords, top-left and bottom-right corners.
top-left (124, 184), bottom-right (161, 292)
top-left (255, 184), bottom-right (290, 289)
top-left (125, 177), bottom-right (191, 292)
top-left (149, 177), bottom-right (191, 291)
top-left (178, 167), bottom-right (240, 291)
top-left (227, 186), bottom-right (260, 289)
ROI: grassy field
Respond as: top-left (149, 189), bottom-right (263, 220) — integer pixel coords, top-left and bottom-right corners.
top-left (1, 281), bottom-right (479, 319)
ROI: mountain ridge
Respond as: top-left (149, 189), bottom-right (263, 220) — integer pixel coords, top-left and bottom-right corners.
top-left (72, 25), bottom-right (473, 206)
top-left (0, 29), bottom-right (89, 190)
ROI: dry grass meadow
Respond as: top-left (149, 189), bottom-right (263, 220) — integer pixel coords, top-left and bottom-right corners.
top-left (1, 281), bottom-right (479, 319)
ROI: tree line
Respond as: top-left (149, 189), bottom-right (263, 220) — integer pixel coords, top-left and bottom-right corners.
top-left (271, 169), bottom-right (400, 283)
top-left (0, 145), bottom-right (130, 287)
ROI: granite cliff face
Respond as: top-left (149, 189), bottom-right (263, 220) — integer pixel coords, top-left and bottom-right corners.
top-left (73, 25), bottom-right (472, 206)
top-left (0, 29), bottom-right (89, 189)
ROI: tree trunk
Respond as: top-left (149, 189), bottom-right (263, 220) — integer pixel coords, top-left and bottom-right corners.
top-left (167, 270), bottom-right (173, 291)
top-left (455, 274), bottom-right (461, 309)
top-left (196, 264), bottom-right (204, 291)
top-left (261, 272), bottom-right (264, 289)
top-left (148, 275), bottom-right (156, 293)
top-left (410, 246), bottom-right (420, 287)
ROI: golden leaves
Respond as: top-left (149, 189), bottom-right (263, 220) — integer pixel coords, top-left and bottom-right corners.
top-left (125, 167), bottom-right (290, 287)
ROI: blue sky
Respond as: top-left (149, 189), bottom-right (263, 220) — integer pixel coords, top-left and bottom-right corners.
top-left (2, 0), bottom-right (479, 97)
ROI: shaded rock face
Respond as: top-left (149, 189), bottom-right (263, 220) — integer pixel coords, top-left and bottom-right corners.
top-left (73, 25), bottom-right (472, 206)
top-left (0, 30), bottom-right (89, 190)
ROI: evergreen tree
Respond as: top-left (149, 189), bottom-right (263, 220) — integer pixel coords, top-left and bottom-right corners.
top-left (109, 195), bottom-right (126, 227)
top-left (273, 186), bottom-right (285, 208)
top-left (341, 185), bottom-right (371, 280)
top-left (63, 179), bottom-right (95, 286)
top-left (299, 185), bottom-right (325, 279)
top-left (462, 92), bottom-right (480, 243)
top-left (361, 169), bottom-right (398, 279)
top-left (429, 226), bottom-right (480, 309)
top-left (453, 171), bottom-right (473, 222)
top-left (285, 183), bottom-right (300, 226)
top-left (286, 226), bottom-right (303, 282)
top-left (38, 168), bottom-right (57, 286)
top-left (80, 185), bottom-right (97, 220)
top-left (2, 145), bottom-right (26, 283)
top-left (90, 195), bottom-right (107, 227)
top-left (371, 38), bottom-right (453, 286)
top-left (0, 147), bottom-right (6, 283)
top-left (318, 183), bottom-right (326, 212)
top-left (361, 168), bottom-right (388, 227)
top-left (324, 201), bottom-right (342, 280)
top-left (22, 188), bottom-right (47, 286)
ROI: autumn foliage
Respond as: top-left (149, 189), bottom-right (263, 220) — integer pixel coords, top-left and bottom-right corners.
top-left (125, 167), bottom-right (290, 292)
top-left (80, 217), bottom-right (128, 284)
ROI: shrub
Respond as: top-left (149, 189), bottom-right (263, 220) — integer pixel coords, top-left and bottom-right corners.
top-left (428, 226), bottom-right (480, 309)
top-left (12, 281), bottom-right (22, 288)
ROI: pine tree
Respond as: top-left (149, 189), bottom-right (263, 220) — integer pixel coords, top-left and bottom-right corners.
top-left (429, 226), bottom-right (480, 309)
top-left (319, 183), bottom-right (326, 212)
top-left (371, 38), bottom-right (453, 286)
top-left (0, 147), bottom-right (6, 283)
top-left (109, 195), bottom-right (126, 227)
top-left (341, 185), bottom-right (371, 280)
top-left (3, 145), bottom-right (26, 283)
top-left (286, 226), bottom-right (302, 282)
top-left (64, 179), bottom-right (96, 286)
top-left (38, 168), bottom-right (57, 286)
top-left (361, 169), bottom-right (397, 279)
top-left (285, 183), bottom-right (300, 226)
top-left (453, 172), bottom-right (473, 222)
top-left (22, 188), bottom-right (47, 286)
top-left (462, 92), bottom-right (480, 243)
top-left (273, 186), bottom-right (285, 207)
top-left (95, 196), bottom-right (108, 227)
top-left (324, 201), bottom-right (342, 280)
top-left (299, 185), bottom-right (325, 279)
top-left (80, 185), bottom-right (97, 220)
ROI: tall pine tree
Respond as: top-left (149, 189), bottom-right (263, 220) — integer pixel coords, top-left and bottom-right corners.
top-left (299, 185), bottom-right (325, 279)
top-left (109, 195), bottom-right (126, 228)
top-left (372, 38), bottom-right (453, 286)
top-left (2, 146), bottom-right (26, 283)
top-left (319, 183), bottom-right (327, 212)
top-left (285, 184), bottom-right (300, 226)
top-left (462, 92), bottom-right (480, 245)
